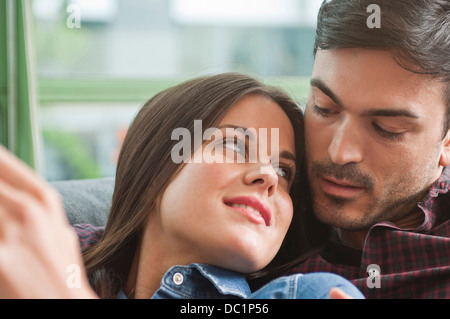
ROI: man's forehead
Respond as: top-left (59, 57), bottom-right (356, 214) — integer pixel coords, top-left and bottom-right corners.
top-left (311, 49), bottom-right (447, 115)
top-left (313, 48), bottom-right (418, 80)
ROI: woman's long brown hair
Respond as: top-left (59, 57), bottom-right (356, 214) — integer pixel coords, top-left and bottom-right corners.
top-left (82, 73), bottom-right (329, 298)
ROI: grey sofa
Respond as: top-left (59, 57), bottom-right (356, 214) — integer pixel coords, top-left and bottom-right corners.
top-left (51, 177), bottom-right (115, 226)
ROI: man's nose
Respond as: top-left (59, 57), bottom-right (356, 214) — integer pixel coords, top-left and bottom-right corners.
top-left (328, 118), bottom-right (364, 165)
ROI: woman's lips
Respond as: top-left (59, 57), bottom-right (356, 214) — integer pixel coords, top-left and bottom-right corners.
top-left (319, 176), bottom-right (365, 199)
top-left (224, 196), bottom-right (272, 226)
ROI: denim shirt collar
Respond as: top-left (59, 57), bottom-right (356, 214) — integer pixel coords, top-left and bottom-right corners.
top-left (118, 263), bottom-right (251, 299)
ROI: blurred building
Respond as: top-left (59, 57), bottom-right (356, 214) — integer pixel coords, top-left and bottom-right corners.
top-left (32, 0), bottom-right (321, 180)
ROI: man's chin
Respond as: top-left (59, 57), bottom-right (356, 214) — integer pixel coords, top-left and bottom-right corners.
top-left (312, 201), bottom-right (375, 231)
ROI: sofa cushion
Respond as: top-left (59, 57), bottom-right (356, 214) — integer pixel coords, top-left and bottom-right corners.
top-left (51, 177), bottom-right (114, 226)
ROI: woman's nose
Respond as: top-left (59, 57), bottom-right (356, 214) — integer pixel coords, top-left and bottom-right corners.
top-left (244, 164), bottom-right (278, 197)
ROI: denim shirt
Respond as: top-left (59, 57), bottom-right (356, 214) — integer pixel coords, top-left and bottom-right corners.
top-left (117, 263), bottom-right (365, 299)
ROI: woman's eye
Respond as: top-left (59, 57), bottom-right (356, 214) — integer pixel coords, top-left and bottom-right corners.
top-left (273, 164), bottom-right (294, 183)
top-left (223, 138), bottom-right (246, 156)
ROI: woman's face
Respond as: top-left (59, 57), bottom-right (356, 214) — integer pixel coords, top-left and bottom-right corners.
top-left (155, 94), bottom-right (297, 273)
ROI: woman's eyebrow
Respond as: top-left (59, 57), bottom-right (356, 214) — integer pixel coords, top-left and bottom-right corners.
top-left (218, 124), bottom-right (296, 162)
top-left (217, 124), bottom-right (256, 141)
top-left (279, 150), bottom-right (296, 163)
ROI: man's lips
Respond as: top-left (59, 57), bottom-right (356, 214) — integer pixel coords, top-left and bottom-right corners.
top-left (224, 196), bottom-right (272, 226)
top-left (319, 176), bottom-right (365, 199)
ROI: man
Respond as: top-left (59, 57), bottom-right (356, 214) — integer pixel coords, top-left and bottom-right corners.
top-left (288, 0), bottom-right (450, 298)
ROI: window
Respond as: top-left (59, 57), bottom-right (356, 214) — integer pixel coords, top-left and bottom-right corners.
top-left (31, 0), bottom-right (321, 180)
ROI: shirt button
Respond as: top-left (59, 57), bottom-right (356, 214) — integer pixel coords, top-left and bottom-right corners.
top-left (173, 272), bottom-right (184, 285)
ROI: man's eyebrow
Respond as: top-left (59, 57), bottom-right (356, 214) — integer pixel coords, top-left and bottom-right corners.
top-left (310, 78), bottom-right (344, 106)
top-left (311, 78), bottom-right (420, 119)
top-left (362, 108), bottom-right (420, 119)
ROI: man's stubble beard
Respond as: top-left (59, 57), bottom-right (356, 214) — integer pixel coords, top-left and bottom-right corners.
top-left (308, 160), bottom-right (430, 231)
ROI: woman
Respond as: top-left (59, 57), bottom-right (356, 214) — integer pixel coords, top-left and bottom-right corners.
top-left (0, 73), bottom-right (363, 299)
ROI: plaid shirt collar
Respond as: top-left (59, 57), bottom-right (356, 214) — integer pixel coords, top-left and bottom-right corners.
top-left (417, 166), bottom-right (450, 230)
top-left (373, 166), bottom-right (450, 232)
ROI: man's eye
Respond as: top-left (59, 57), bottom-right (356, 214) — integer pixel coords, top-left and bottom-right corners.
top-left (312, 104), bottom-right (335, 117)
top-left (372, 123), bottom-right (406, 141)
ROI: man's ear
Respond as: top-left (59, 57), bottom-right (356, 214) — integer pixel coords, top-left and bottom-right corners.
top-left (439, 129), bottom-right (450, 167)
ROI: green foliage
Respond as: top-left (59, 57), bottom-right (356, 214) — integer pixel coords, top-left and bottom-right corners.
top-left (43, 130), bottom-right (100, 179)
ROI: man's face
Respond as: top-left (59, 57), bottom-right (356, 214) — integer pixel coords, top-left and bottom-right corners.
top-left (304, 48), bottom-right (449, 231)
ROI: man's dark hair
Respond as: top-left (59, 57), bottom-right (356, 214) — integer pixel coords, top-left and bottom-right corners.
top-left (314, 0), bottom-right (450, 136)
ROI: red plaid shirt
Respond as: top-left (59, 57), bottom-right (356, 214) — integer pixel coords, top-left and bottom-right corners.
top-left (74, 223), bottom-right (104, 252)
top-left (288, 166), bottom-right (450, 299)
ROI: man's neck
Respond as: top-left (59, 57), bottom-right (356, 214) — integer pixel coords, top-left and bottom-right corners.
top-left (337, 206), bottom-right (425, 250)
top-left (336, 229), bottom-right (368, 250)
